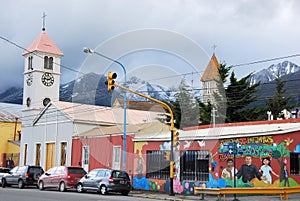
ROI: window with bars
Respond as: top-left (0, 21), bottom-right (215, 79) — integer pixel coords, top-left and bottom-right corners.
top-left (180, 150), bottom-right (210, 182)
top-left (146, 150), bottom-right (170, 180)
top-left (290, 152), bottom-right (300, 175)
top-left (206, 82), bottom-right (211, 94)
top-left (28, 56), bottom-right (33, 70)
top-left (44, 56), bottom-right (53, 70)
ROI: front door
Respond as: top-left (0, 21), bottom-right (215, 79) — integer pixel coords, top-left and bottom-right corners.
top-left (46, 143), bottom-right (55, 171)
top-left (112, 146), bottom-right (121, 170)
top-left (82, 146), bottom-right (89, 172)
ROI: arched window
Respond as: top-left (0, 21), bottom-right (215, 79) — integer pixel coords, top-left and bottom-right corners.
top-left (49, 57), bottom-right (53, 70)
top-left (44, 56), bottom-right (49, 69)
top-left (28, 56), bottom-right (33, 70)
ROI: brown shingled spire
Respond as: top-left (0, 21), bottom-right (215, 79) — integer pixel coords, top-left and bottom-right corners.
top-left (201, 54), bottom-right (220, 82)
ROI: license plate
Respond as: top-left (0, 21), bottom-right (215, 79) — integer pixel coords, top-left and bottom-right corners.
top-left (120, 180), bottom-right (126, 184)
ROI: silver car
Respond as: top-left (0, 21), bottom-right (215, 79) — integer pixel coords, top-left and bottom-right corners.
top-left (0, 167), bottom-right (10, 184)
top-left (77, 168), bottom-right (131, 195)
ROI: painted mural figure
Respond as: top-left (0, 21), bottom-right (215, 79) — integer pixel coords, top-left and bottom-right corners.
top-left (236, 155), bottom-right (265, 183)
top-left (283, 164), bottom-right (290, 187)
top-left (136, 157), bottom-right (143, 178)
top-left (259, 157), bottom-right (279, 184)
top-left (221, 158), bottom-right (237, 181)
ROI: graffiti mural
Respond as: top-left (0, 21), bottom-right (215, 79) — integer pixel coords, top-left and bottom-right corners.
top-left (217, 136), bottom-right (300, 188)
top-left (133, 132), bottom-right (300, 194)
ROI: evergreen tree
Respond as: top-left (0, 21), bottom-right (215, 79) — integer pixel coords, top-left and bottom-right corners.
top-left (265, 76), bottom-right (296, 119)
top-left (197, 98), bottom-right (212, 125)
top-left (218, 63), bottom-right (231, 83)
top-left (213, 63), bottom-right (231, 124)
top-left (162, 79), bottom-right (199, 129)
top-left (225, 72), bottom-right (261, 122)
top-left (214, 64), bottom-right (262, 123)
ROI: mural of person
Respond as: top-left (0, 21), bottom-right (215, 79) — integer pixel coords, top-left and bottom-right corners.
top-left (283, 163), bottom-right (290, 187)
top-left (221, 158), bottom-right (237, 181)
top-left (259, 157), bottom-right (279, 184)
top-left (136, 157), bottom-right (143, 178)
top-left (236, 155), bottom-right (265, 183)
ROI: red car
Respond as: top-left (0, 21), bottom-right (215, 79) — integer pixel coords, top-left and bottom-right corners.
top-left (38, 166), bottom-right (86, 192)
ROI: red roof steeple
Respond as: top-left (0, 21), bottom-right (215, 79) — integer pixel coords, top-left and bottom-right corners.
top-left (22, 30), bottom-right (63, 56)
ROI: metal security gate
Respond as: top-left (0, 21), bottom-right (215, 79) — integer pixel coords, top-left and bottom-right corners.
top-left (180, 150), bottom-right (210, 182)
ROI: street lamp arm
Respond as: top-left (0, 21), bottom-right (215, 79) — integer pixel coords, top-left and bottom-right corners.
top-left (83, 47), bottom-right (127, 172)
top-left (114, 83), bottom-right (174, 131)
top-left (83, 47), bottom-right (126, 75)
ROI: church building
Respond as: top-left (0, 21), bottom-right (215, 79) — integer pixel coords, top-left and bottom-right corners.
top-left (19, 27), bottom-right (161, 171)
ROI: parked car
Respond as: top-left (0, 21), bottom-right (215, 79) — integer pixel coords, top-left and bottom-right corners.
top-left (77, 168), bottom-right (131, 195)
top-left (38, 166), bottom-right (86, 192)
top-left (0, 167), bottom-right (10, 184)
top-left (1, 165), bottom-right (44, 189)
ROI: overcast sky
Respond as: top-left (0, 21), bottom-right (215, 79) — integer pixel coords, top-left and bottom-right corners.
top-left (1, 0), bottom-right (300, 93)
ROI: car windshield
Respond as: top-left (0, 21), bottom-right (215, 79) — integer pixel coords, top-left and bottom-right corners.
top-left (68, 168), bottom-right (86, 174)
top-left (112, 171), bottom-right (130, 180)
top-left (28, 167), bottom-right (43, 174)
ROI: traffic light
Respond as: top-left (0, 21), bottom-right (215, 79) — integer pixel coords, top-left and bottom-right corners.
top-left (165, 151), bottom-right (170, 161)
top-left (170, 161), bottom-right (175, 178)
top-left (173, 130), bottom-right (179, 148)
top-left (107, 72), bottom-right (117, 91)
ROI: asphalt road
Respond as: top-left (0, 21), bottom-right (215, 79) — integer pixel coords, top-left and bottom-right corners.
top-left (0, 187), bottom-right (157, 201)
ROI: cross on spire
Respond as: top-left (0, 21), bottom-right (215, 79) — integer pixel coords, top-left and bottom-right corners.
top-left (42, 12), bottom-right (47, 31)
top-left (212, 44), bottom-right (217, 54)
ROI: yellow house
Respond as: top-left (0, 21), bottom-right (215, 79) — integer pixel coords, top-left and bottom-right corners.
top-left (0, 103), bottom-right (22, 168)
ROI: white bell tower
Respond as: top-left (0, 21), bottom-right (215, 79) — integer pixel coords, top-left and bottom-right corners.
top-left (22, 25), bottom-right (63, 116)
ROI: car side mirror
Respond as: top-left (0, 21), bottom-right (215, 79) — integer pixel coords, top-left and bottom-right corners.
top-left (9, 171), bottom-right (12, 174)
top-left (45, 172), bottom-right (51, 176)
top-left (85, 175), bottom-right (89, 179)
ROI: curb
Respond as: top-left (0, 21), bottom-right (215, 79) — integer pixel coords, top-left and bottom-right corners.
top-left (129, 193), bottom-right (196, 201)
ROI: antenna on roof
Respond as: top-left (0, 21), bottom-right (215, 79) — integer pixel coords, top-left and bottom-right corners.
top-left (42, 12), bottom-right (47, 31)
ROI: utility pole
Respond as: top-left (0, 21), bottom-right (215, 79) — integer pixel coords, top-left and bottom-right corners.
top-left (112, 82), bottom-right (177, 196)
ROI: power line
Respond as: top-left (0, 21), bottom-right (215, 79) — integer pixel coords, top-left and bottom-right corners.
top-left (232, 54), bottom-right (300, 68)
top-left (0, 35), bottom-right (84, 75)
top-left (2, 34), bottom-right (300, 85)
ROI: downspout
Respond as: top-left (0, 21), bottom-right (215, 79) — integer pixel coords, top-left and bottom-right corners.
top-left (14, 117), bottom-right (19, 141)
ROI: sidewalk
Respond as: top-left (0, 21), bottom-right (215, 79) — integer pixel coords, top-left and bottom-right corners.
top-left (129, 190), bottom-right (300, 201)
top-left (130, 190), bottom-right (200, 201)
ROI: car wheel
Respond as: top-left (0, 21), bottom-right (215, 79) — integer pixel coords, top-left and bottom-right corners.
top-left (39, 181), bottom-right (45, 190)
top-left (77, 183), bottom-right (85, 193)
top-left (2, 179), bottom-right (6, 188)
top-left (59, 182), bottom-right (66, 192)
top-left (33, 173), bottom-right (41, 180)
top-left (18, 180), bottom-right (24, 189)
top-left (99, 185), bottom-right (107, 195)
top-left (121, 191), bottom-right (129, 196)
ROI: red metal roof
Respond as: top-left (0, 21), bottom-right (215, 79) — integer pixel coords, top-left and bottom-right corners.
top-left (22, 31), bottom-right (63, 56)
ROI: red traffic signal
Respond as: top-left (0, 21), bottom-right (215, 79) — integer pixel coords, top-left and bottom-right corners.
top-left (107, 72), bottom-right (117, 91)
top-left (173, 130), bottom-right (179, 147)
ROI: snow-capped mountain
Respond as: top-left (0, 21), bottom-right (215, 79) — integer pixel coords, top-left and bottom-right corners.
top-left (124, 76), bottom-right (174, 102)
top-left (0, 73), bottom-right (177, 106)
top-left (249, 61), bottom-right (300, 85)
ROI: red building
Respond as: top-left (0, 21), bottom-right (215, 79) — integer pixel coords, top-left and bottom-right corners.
top-left (71, 119), bottom-right (300, 194)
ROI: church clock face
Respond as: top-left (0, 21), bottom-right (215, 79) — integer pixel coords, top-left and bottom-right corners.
top-left (26, 73), bottom-right (33, 86)
top-left (42, 72), bottom-right (54, 86)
